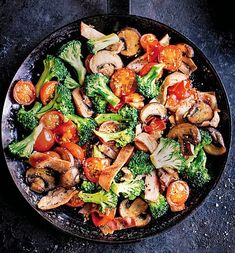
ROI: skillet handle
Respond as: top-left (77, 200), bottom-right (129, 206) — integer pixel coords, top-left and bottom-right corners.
top-left (107, 0), bottom-right (130, 15)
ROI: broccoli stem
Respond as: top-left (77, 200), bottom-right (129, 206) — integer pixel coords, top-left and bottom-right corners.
top-left (95, 113), bottom-right (123, 125)
top-left (35, 69), bottom-right (53, 97)
top-left (97, 87), bottom-right (120, 107)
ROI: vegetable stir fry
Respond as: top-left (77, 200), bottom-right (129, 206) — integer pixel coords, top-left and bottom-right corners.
top-left (9, 22), bottom-right (226, 235)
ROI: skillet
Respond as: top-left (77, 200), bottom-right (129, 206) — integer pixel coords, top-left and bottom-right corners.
top-left (1, 0), bottom-right (232, 243)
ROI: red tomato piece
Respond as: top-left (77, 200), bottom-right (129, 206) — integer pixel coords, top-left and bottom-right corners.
top-left (144, 117), bottom-right (166, 134)
top-left (39, 81), bottom-right (58, 105)
top-left (140, 34), bottom-right (157, 50)
top-left (107, 99), bottom-right (125, 113)
top-left (39, 111), bottom-right (64, 130)
top-left (44, 151), bottom-right (61, 159)
top-left (34, 128), bottom-right (55, 152)
top-left (91, 208), bottom-right (116, 227)
top-left (54, 120), bottom-right (78, 144)
top-left (13, 80), bottom-right (36, 105)
top-left (66, 193), bottom-right (85, 208)
top-left (168, 80), bottom-right (192, 100)
top-left (61, 142), bottom-right (85, 162)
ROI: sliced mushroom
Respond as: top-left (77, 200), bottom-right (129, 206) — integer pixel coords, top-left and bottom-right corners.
top-left (167, 123), bottom-right (201, 156)
top-left (89, 50), bottom-right (123, 77)
top-left (72, 88), bottom-right (93, 117)
top-left (159, 34), bottom-right (171, 46)
top-left (175, 103), bottom-right (192, 123)
top-left (60, 167), bottom-right (80, 189)
top-left (159, 72), bottom-right (188, 105)
top-left (98, 143), bottom-right (119, 159)
top-left (204, 127), bottom-right (226, 155)
top-left (140, 102), bottom-right (167, 123)
top-left (135, 123), bottom-right (143, 136)
top-left (26, 167), bottom-right (55, 193)
top-left (119, 198), bottom-right (148, 218)
top-left (179, 57), bottom-right (197, 75)
top-left (144, 170), bottom-right (160, 202)
top-left (120, 167), bottom-right (134, 182)
top-left (106, 40), bottom-right (124, 54)
top-left (127, 54), bottom-right (148, 73)
top-left (118, 27), bottom-right (141, 57)
top-left (37, 187), bottom-right (78, 210)
top-left (187, 101), bottom-right (214, 124)
top-left (176, 43), bottom-right (194, 58)
top-left (80, 21), bottom-right (104, 39)
top-left (29, 152), bottom-right (71, 173)
top-left (200, 110), bottom-right (220, 128)
top-left (198, 91), bottom-right (218, 110)
top-left (158, 168), bottom-right (179, 192)
top-left (134, 132), bottom-right (158, 153)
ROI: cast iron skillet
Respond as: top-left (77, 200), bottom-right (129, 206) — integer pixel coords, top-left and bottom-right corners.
top-left (1, 0), bottom-right (231, 243)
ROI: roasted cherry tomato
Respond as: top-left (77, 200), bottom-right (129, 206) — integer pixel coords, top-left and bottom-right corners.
top-left (140, 34), bottom-right (157, 50)
top-left (123, 93), bottom-right (145, 110)
top-left (168, 80), bottom-right (192, 100)
top-left (66, 193), bottom-right (85, 208)
top-left (54, 120), bottom-right (78, 144)
top-left (34, 128), bottom-right (55, 152)
top-left (39, 81), bottom-right (58, 105)
top-left (107, 99), bottom-right (125, 113)
top-left (39, 111), bottom-right (64, 130)
top-left (110, 68), bottom-right (136, 97)
top-left (166, 180), bottom-right (189, 212)
top-left (61, 142), bottom-right (85, 162)
top-left (83, 157), bottom-right (110, 183)
top-left (85, 54), bottom-right (93, 73)
top-left (146, 40), bottom-right (162, 62)
top-left (45, 151), bottom-right (61, 159)
top-left (91, 208), bottom-right (116, 227)
top-left (144, 117), bottom-right (166, 134)
top-left (13, 80), bottom-right (36, 105)
top-left (159, 45), bottom-right (182, 71)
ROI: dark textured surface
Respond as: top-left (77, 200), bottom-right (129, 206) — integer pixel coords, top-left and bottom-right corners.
top-left (0, 0), bottom-right (234, 252)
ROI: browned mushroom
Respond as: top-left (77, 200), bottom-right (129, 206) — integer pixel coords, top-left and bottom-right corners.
top-left (60, 167), bottom-right (80, 188)
top-left (98, 143), bottom-right (119, 159)
top-left (159, 34), bottom-right (171, 46)
top-left (179, 57), bottom-right (197, 75)
top-left (72, 88), bottom-right (93, 117)
top-left (176, 43), bottom-right (194, 58)
top-left (167, 123), bottom-right (201, 156)
top-left (118, 27), bottom-right (141, 57)
top-left (26, 167), bottom-right (55, 193)
top-left (119, 198), bottom-right (148, 218)
top-left (140, 102), bottom-right (167, 123)
top-left (158, 168), bottom-right (179, 192)
top-left (89, 50), bottom-right (123, 77)
top-left (37, 187), bottom-right (78, 210)
top-left (134, 132), bottom-right (158, 153)
top-left (204, 127), bottom-right (226, 155)
top-left (126, 54), bottom-right (148, 73)
top-left (106, 41), bottom-right (124, 54)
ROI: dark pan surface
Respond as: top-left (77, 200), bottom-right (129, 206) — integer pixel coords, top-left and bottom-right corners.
top-left (1, 15), bottom-right (231, 242)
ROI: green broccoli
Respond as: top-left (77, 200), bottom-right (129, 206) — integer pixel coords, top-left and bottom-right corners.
top-left (85, 74), bottom-right (120, 107)
top-left (35, 55), bottom-right (69, 96)
top-left (78, 190), bottom-right (118, 213)
top-left (58, 40), bottom-right (86, 85)
top-left (95, 105), bottom-right (138, 129)
top-left (37, 84), bottom-right (75, 117)
top-left (128, 150), bottom-right (154, 177)
top-left (136, 64), bottom-right (164, 99)
top-left (91, 95), bottom-right (107, 114)
top-left (67, 114), bottom-right (97, 146)
top-left (16, 102), bottom-right (42, 131)
top-left (81, 181), bottom-right (96, 193)
top-left (87, 33), bottom-right (120, 54)
top-left (148, 194), bottom-right (169, 219)
top-left (63, 75), bottom-right (80, 89)
top-left (93, 127), bottom-right (134, 147)
top-left (111, 179), bottom-right (145, 200)
top-left (8, 124), bottom-right (43, 158)
top-left (150, 138), bottom-right (185, 172)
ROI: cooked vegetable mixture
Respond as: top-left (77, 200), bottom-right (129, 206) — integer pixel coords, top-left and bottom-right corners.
top-left (9, 22), bottom-right (226, 235)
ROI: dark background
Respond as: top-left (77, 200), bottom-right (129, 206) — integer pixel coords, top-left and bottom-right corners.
top-left (0, 0), bottom-right (234, 252)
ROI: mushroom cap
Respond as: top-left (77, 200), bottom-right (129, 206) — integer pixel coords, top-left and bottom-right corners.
top-left (140, 102), bottom-right (167, 123)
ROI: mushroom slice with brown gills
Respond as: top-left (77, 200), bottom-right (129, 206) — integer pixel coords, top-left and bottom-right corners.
top-left (29, 152), bottom-right (71, 173)
top-left (89, 50), bottom-right (123, 77)
top-left (119, 198), bottom-right (148, 218)
top-left (118, 27), bottom-right (141, 57)
top-left (26, 167), bottom-right (55, 193)
top-left (37, 187), bottom-right (78, 210)
top-left (134, 132), bottom-right (158, 153)
top-left (167, 123), bottom-right (201, 156)
top-left (60, 167), bottom-right (80, 189)
top-left (106, 41), bottom-right (124, 54)
top-left (72, 88), bottom-right (93, 117)
top-left (127, 54), bottom-right (148, 73)
top-left (204, 127), bottom-right (226, 155)
top-left (80, 21), bottom-right (104, 39)
top-left (98, 143), bottom-right (119, 159)
top-left (140, 102), bottom-right (167, 123)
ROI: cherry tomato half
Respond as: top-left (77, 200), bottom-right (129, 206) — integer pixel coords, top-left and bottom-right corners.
top-left (166, 180), bottom-right (189, 212)
top-left (168, 80), bottom-right (192, 101)
top-left (39, 111), bottom-right (64, 130)
top-left (61, 142), bottom-right (85, 162)
top-left (140, 34), bottom-right (157, 50)
top-left (107, 99), bottom-right (125, 113)
top-left (34, 128), bottom-right (55, 152)
top-left (91, 208), bottom-right (116, 227)
top-left (66, 193), bottom-right (85, 208)
top-left (83, 157), bottom-right (110, 183)
top-left (13, 80), bottom-right (36, 105)
top-left (123, 93), bottom-right (145, 110)
top-left (45, 151), bottom-right (61, 159)
top-left (110, 68), bottom-right (136, 97)
top-left (39, 81), bottom-right (58, 105)
top-left (54, 120), bottom-right (78, 144)
top-left (144, 117), bottom-right (166, 134)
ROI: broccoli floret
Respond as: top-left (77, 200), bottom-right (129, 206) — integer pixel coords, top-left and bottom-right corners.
top-left (185, 149), bottom-right (210, 187)
top-left (8, 124), bottom-right (43, 158)
top-left (114, 171), bottom-right (124, 183)
top-left (85, 74), bottom-right (120, 107)
top-left (93, 127), bottom-right (134, 147)
top-left (35, 55), bottom-right (69, 96)
top-left (87, 33), bottom-right (119, 54)
top-left (67, 114), bottom-right (97, 146)
top-left (137, 64), bottom-right (164, 99)
top-left (128, 150), bottom-right (154, 177)
top-left (111, 179), bottom-right (144, 200)
top-left (95, 105), bottom-right (138, 129)
top-left (16, 102), bottom-right (42, 131)
top-left (64, 75), bottom-right (80, 89)
top-left (148, 194), bottom-right (169, 219)
top-left (37, 84), bottom-right (75, 117)
top-left (78, 190), bottom-right (118, 213)
top-left (81, 181), bottom-right (96, 193)
top-left (150, 138), bottom-right (185, 172)
top-left (91, 95), bottom-right (107, 114)
top-left (58, 40), bottom-right (86, 85)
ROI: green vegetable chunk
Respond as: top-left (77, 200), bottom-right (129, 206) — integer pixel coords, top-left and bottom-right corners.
top-left (149, 194), bottom-right (169, 219)
top-left (81, 181), bottom-right (96, 193)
